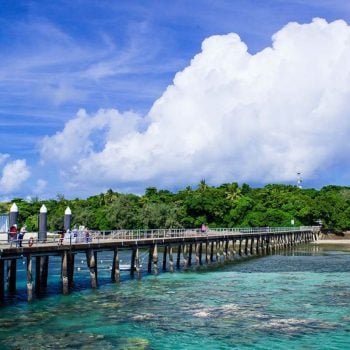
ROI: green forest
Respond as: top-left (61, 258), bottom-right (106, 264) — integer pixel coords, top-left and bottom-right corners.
top-left (1, 182), bottom-right (350, 232)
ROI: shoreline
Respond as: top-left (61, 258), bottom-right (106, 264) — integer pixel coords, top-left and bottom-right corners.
top-left (313, 239), bottom-right (350, 245)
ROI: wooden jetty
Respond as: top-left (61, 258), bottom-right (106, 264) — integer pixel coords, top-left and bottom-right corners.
top-left (0, 226), bottom-right (320, 303)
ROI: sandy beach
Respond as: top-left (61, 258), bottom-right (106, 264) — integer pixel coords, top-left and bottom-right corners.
top-left (313, 239), bottom-right (350, 245)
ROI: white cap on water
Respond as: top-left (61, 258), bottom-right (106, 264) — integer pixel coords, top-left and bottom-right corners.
top-left (40, 204), bottom-right (47, 213)
top-left (10, 203), bottom-right (18, 212)
top-left (65, 207), bottom-right (72, 215)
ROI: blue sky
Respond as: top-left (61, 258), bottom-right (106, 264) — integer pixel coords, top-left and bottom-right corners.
top-left (1, 0), bottom-right (350, 199)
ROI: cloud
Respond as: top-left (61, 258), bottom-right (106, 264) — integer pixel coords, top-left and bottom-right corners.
top-left (34, 179), bottom-right (47, 195)
top-left (0, 153), bottom-right (10, 165)
top-left (41, 18), bottom-right (350, 192)
top-left (0, 159), bottom-right (31, 194)
top-left (40, 108), bottom-right (144, 167)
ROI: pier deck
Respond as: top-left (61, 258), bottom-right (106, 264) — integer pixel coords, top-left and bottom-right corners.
top-left (0, 226), bottom-right (320, 303)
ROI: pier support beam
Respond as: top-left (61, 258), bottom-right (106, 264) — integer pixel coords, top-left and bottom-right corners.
top-left (61, 251), bottom-right (69, 295)
top-left (26, 255), bottom-right (33, 302)
top-left (152, 244), bottom-right (158, 275)
top-left (35, 256), bottom-right (49, 294)
top-left (195, 244), bottom-right (200, 267)
top-left (224, 239), bottom-right (229, 261)
top-left (239, 239), bottom-right (243, 256)
top-left (183, 245), bottom-right (188, 270)
top-left (188, 244), bottom-right (193, 266)
top-left (176, 245), bottom-right (181, 269)
top-left (135, 248), bottom-right (141, 279)
top-left (169, 246), bottom-right (174, 272)
top-left (130, 248), bottom-right (136, 277)
top-left (210, 241), bottom-right (214, 263)
top-left (205, 242), bottom-right (210, 264)
top-left (7, 259), bottom-right (16, 294)
top-left (111, 248), bottom-right (120, 283)
top-left (266, 236), bottom-right (271, 254)
top-left (250, 237), bottom-right (255, 255)
top-left (41, 256), bottom-right (49, 289)
top-left (199, 243), bottom-right (203, 266)
top-left (148, 246), bottom-right (153, 273)
top-left (216, 241), bottom-right (221, 262)
top-left (162, 246), bottom-right (168, 271)
top-left (244, 237), bottom-right (249, 256)
top-left (232, 239), bottom-right (237, 258)
top-left (86, 250), bottom-right (97, 288)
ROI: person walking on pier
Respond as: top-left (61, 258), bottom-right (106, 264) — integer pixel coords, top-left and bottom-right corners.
top-left (9, 224), bottom-right (17, 247)
top-left (18, 226), bottom-right (26, 247)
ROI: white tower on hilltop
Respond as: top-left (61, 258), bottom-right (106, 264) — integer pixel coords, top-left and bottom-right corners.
top-left (296, 172), bottom-right (302, 189)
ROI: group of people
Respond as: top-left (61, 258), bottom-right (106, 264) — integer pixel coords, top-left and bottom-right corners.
top-left (9, 224), bottom-right (27, 247)
top-left (59, 226), bottom-right (92, 245)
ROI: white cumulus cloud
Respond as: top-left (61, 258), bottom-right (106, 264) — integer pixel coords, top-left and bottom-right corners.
top-left (0, 159), bottom-right (31, 194)
top-left (41, 18), bottom-right (350, 191)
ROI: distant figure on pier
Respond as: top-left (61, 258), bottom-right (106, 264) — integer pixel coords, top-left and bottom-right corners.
top-left (201, 223), bottom-right (208, 233)
top-left (58, 230), bottom-right (65, 246)
top-left (84, 228), bottom-right (91, 243)
top-left (18, 226), bottom-right (26, 247)
top-left (9, 224), bottom-right (17, 246)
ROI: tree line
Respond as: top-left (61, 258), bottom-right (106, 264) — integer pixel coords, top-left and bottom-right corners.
top-left (1, 182), bottom-right (350, 232)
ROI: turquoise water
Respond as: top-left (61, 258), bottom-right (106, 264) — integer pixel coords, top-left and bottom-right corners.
top-left (1, 245), bottom-right (350, 349)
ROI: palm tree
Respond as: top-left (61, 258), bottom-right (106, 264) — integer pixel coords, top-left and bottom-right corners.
top-left (225, 183), bottom-right (242, 202)
top-left (198, 179), bottom-right (209, 192)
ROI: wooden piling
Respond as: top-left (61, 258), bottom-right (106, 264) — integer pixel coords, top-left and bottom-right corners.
top-left (239, 239), bottom-right (243, 256)
top-left (195, 244), bottom-right (200, 267)
top-left (162, 246), bottom-right (168, 271)
top-left (232, 239), bottom-right (236, 258)
top-left (188, 244), bottom-right (193, 266)
top-left (210, 241), bottom-right (214, 262)
top-left (224, 239), bottom-right (229, 260)
top-left (26, 255), bottom-right (33, 301)
top-left (61, 251), bottom-right (69, 295)
top-left (41, 256), bottom-right (49, 288)
top-left (111, 248), bottom-right (120, 283)
top-left (205, 242), bottom-right (210, 264)
top-left (261, 235), bottom-right (265, 254)
top-left (169, 246), bottom-right (174, 272)
top-left (135, 248), bottom-right (141, 279)
top-left (86, 250), bottom-right (97, 288)
top-left (130, 248), bottom-right (136, 277)
top-left (216, 241), bottom-right (221, 262)
top-left (183, 244), bottom-right (188, 270)
top-left (7, 259), bottom-right (16, 294)
top-left (176, 245), bottom-right (181, 269)
top-left (152, 244), bottom-right (158, 274)
top-left (250, 237), bottom-right (254, 255)
top-left (198, 243), bottom-right (203, 265)
top-left (266, 236), bottom-right (271, 254)
top-left (256, 236), bottom-right (260, 254)
top-left (244, 237), bottom-right (249, 256)
top-left (148, 246), bottom-right (153, 273)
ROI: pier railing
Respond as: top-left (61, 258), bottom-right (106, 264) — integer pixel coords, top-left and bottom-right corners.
top-left (90, 226), bottom-right (318, 240)
top-left (0, 226), bottom-right (319, 248)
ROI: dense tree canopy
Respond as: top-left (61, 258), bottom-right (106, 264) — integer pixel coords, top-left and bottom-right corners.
top-left (1, 183), bottom-right (349, 232)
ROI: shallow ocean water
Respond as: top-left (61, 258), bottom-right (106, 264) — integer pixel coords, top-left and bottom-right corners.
top-left (1, 245), bottom-right (350, 349)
